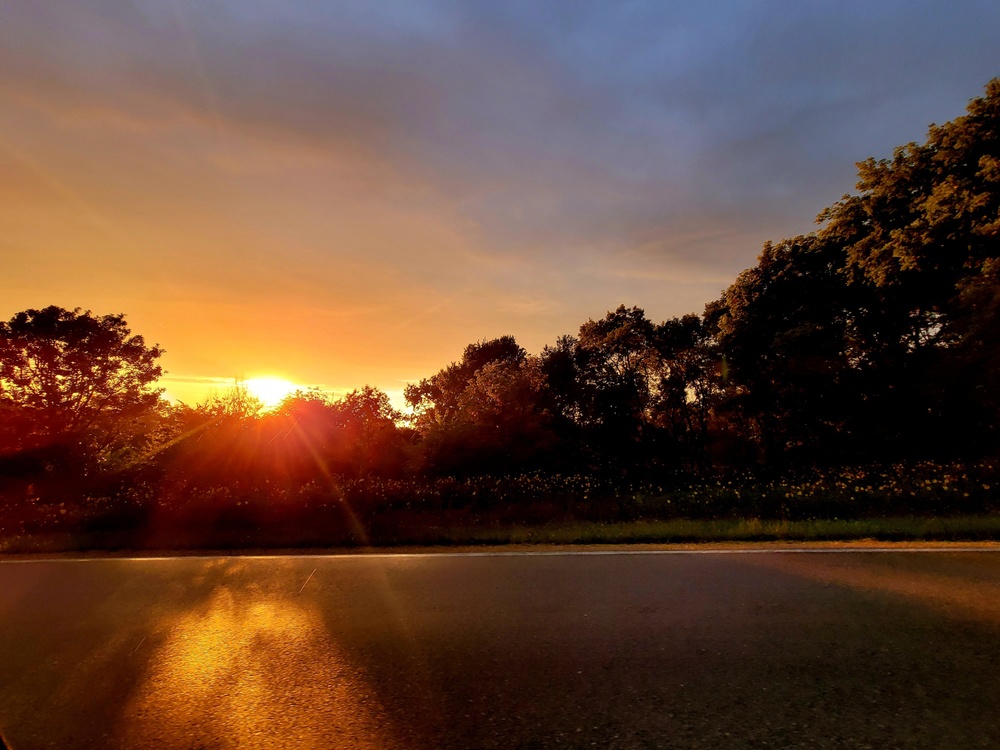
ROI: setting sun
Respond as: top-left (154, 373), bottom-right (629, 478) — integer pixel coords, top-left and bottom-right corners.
top-left (244, 377), bottom-right (299, 409)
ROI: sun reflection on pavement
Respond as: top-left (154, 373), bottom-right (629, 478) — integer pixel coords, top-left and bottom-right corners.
top-left (745, 552), bottom-right (1000, 626)
top-left (119, 574), bottom-right (395, 749)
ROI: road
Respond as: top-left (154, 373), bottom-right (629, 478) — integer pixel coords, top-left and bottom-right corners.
top-left (1, 548), bottom-right (999, 749)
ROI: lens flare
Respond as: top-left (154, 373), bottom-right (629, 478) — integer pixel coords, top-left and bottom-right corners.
top-left (244, 377), bottom-right (298, 409)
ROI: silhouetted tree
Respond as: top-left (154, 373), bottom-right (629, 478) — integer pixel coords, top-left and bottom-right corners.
top-left (814, 77), bottom-right (1000, 456)
top-left (329, 386), bottom-right (406, 474)
top-left (711, 236), bottom-right (866, 464)
top-left (405, 337), bottom-right (557, 474)
top-left (703, 79), bottom-right (1000, 465)
top-left (651, 314), bottom-right (721, 473)
top-left (198, 381), bottom-right (264, 422)
top-left (572, 306), bottom-right (663, 473)
top-left (539, 335), bottom-right (582, 424)
top-left (405, 336), bottom-right (527, 431)
top-left (0, 306), bottom-right (165, 467)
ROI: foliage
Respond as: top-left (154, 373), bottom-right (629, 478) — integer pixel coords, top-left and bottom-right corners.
top-left (711, 235), bottom-right (863, 461)
top-left (405, 335), bottom-right (527, 428)
top-left (3, 80), bottom-right (1000, 542)
top-left (404, 336), bottom-right (560, 474)
top-left (651, 314), bottom-right (720, 472)
top-left (574, 305), bottom-right (658, 436)
top-left (0, 306), bottom-right (164, 467)
top-left (711, 77), bottom-right (1000, 462)
top-left (154, 385), bottom-right (413, 486)
top-left (196, 382), bottom-right (264, 422)
top-left (4, 461), bottom-right (997, 552)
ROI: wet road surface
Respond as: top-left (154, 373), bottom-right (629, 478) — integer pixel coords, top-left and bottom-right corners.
top-left (1, 549), bottom-right (1000, 748)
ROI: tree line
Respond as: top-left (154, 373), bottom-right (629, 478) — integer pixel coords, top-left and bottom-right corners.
top-left (2, 78), bottom-right (999, 499)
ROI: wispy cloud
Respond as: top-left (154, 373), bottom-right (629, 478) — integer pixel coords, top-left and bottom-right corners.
top-left (2, 0), bottom-right (998, 391)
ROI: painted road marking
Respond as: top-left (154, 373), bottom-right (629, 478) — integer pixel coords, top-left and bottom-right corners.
top-left (3, 546), bottom-right (1000, 563)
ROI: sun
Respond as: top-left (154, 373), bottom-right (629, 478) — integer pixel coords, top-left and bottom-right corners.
top-left (244, 377), bottom-right (299, 409)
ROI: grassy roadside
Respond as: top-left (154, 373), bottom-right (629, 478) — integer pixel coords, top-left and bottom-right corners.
top-left (445, 515), bottom-right (1000, 545)
top-left (4, 514), bottom-right (1000, 555)
top-left (4, 461), bottom-right (998, 554)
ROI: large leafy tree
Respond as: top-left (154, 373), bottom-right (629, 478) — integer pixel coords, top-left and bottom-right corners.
top-left (404, 335), bottom-right (527, 430)
top-left (0, 306), bottom-right (165, 462)
top-left (651, 314), bottom-right (721, 472)
top-left (709, 78), bottom-right (1000, 463)
top-left (329, 386), bottom-right (405, 474)
top-left (816, 78), bottom-right (1000, 453)
top-left (541, 307), bottom-right (721, 474)
top-left (821, 78), bottom-right (999, 302)
top-left (405, 336), bottom-right (556, 474)
top-left (574, 305), bottom-right (658, 429)
top-left (571, 306), bottom-right (666, 473)
top-left (819, 78), bottom-right (999, 357)
top-left (711, 236), bottom-right (863, 463)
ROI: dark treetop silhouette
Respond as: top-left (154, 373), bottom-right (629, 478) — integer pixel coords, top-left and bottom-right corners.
top-left (0, 306), bottom-right (164, 466)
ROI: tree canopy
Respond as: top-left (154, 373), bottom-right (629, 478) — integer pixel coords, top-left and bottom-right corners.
top-left (710, 77), bottom-right (1000, 462)
top-left (0, 306), bottom-right (164, 462)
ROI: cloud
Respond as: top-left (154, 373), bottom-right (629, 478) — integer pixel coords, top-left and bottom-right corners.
top-left (2, 0), bottom-right (999, 390)
top-left (4, 2), bottom-right (997, 229)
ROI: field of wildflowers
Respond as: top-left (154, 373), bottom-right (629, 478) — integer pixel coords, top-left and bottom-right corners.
top-left (1, 461), bottom-right (997, 552)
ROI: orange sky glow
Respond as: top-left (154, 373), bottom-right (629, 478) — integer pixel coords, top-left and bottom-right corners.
top-left (2, 3), bottom-right (997, 408)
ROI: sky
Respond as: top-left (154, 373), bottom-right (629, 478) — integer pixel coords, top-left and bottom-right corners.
top-left (1, 1), bottom-right (998, 406)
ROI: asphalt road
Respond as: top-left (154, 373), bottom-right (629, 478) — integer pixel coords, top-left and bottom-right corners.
top-left (1, 549), bottom-right (1000, 749)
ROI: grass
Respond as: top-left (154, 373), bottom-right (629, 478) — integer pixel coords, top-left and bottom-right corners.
top-left (4, 514), bottom-right (1000, 555)
top-left (3, 460), bottom-right (998, 553)
top-left (409, 515), bottom-right (1000, 546)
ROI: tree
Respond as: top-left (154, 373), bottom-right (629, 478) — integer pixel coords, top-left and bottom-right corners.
top-left (197, 381), bottom-right (264, 421)
top-left (539, 334), bottom-right (582, 425)
top-left (0, 306), bottom-right (165, 463)
top-left (701, 80), bottom-right (1000, 465)
top-left (456, 358), bottom-right (544, 426)
top-left (573, 306), bottom-right (661, 470)
top-left (711, 236), bottom-right (860, 464)
top-left (405, 336), bottom-right (560, 474)
top-left (650, 314), bottom-right (721, 472)
top-left (405, 336), bottom-right (527, 430)
top-left (576, 306), bottom-right (657, 403)
top-left (330, 386), bottom-right (405, 474)
top-left (821, 78), bottom-right (1000, 303)
top-left (813, 77), bottom-right (1000, 456)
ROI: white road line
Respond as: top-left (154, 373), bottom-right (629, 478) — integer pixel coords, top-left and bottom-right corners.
top-left (2, 546), bottom-right (1000, 563)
